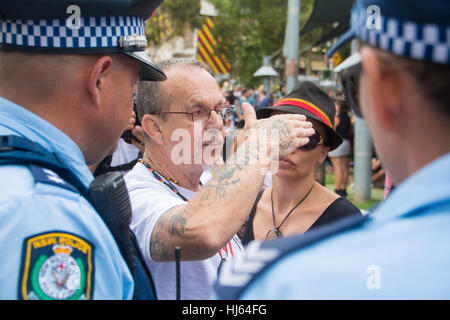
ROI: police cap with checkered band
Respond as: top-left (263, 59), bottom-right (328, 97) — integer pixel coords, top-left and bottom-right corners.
top-left (326, 0), bottom-right (450, 65)
top-left (0, 0), bottom-right (166, 81)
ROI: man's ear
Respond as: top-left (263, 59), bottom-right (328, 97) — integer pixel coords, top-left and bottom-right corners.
top-left (141, 114), bottom-right (164, 145)
top-left (360, 47), bottom-right (403, 131)
top-left (86, 55), bottom-right (113, 107)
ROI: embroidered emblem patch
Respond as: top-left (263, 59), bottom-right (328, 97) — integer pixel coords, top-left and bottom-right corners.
top-left (19, 231), bottom-right (94, 300)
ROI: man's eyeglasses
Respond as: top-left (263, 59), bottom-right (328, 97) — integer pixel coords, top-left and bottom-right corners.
top-left (298, 131), bottom-right (325, 151)
top-left (152, 106), bottom-right (232, 122)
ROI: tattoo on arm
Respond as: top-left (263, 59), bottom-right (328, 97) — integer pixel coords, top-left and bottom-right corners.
top-left (203, 165), bottom-right (241, 199)
top-left (202, 126), bottom-right (274, 200)
top-left (278, 126), bottom-right (292, 155)
top-left (150, 231), bottom-right (170, 261)
top-left (168, 211), bottom-right (186, 238)
top-left (150, 205), bottom-right (187, 261)
top-left (261, 118), bottom-right (292, 155)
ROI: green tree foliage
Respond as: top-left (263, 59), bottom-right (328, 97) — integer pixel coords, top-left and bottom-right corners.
top-left (210, 0), bottom-right (320, 86)
top-left (145, 0), bottom-right (339, 85)
top-left (145, 0), bottom-right (202, 46)
top-left (209, 0), bottom-right (286, 86)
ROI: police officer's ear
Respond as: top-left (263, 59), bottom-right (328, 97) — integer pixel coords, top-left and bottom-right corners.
top-left (86, 55), bottom-right (114, 107)
top-left (360, 46), bottom-right (404, 133)
top-left (141, 114), bottom-right (164, 145)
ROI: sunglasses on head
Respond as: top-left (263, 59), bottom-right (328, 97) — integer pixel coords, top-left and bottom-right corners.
top-left (341, 62), bottom-right (362, 118)
top-left (298, 131), bottom-right (325, 151)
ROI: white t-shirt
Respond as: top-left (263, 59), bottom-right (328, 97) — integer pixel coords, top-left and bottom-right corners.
top-left (110, 139), bottom-right (140, 174)
top-left (125, 162), bottom-right (243, 300)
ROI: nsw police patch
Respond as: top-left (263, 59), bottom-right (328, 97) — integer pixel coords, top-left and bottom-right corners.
top-left (19, 231), bottom-right (94, 300)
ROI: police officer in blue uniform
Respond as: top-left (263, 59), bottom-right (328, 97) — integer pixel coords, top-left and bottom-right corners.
top-left (0, 0), bottom-right (166, 299)
top-left (215, 0), bottom-right (450, 299)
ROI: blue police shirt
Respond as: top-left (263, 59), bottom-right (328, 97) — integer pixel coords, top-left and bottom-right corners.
top-left (0, 97), bottom-right (134, 300)
top-left (216, 152), bottom-right (450, 299)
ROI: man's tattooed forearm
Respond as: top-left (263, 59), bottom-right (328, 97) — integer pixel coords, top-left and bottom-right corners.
top-left (205, 164), bottom-right (241, 199)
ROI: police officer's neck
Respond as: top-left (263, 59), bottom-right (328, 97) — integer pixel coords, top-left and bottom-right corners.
top-left (381, 97), bottom-right (450, 186)
top-left (0, 85), bottom-right (84, 144)
top-left (394, 121), bottom-right (450, 186)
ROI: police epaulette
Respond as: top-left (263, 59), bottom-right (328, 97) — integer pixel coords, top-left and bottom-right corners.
top-left (0, 135), bottom-right (89, 198)
top-left (28, 164), bottom-right (78, 193)
top-left (215, 213), bottom-right (370, 299)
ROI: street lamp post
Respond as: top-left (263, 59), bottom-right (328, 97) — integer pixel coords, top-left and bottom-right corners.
top-left (350, 40), bottom-right (372, 203)
top-left (285, 0), bottom-right (300, 93)
top-left (354, 115), bottom-right (373, 202)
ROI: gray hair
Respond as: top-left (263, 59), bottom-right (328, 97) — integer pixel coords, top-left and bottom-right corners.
top-left (136, 58), bottom-right (208, 122)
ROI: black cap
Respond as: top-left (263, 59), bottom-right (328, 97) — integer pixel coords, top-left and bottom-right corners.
top-left (256, 81), bottom-right (343, 151)
top-left (0, 0), bottom-right (167, 81)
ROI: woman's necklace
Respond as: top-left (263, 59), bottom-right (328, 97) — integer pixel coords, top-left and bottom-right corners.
top-left (266, 183), bottom-right (315, 240)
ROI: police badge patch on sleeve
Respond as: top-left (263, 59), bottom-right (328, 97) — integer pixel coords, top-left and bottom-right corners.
top-left (19, 231), bottom-right (94, 300)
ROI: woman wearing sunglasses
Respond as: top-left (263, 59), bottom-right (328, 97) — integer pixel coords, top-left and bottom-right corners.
top-left (241, 81), bottom-right (362, 245)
